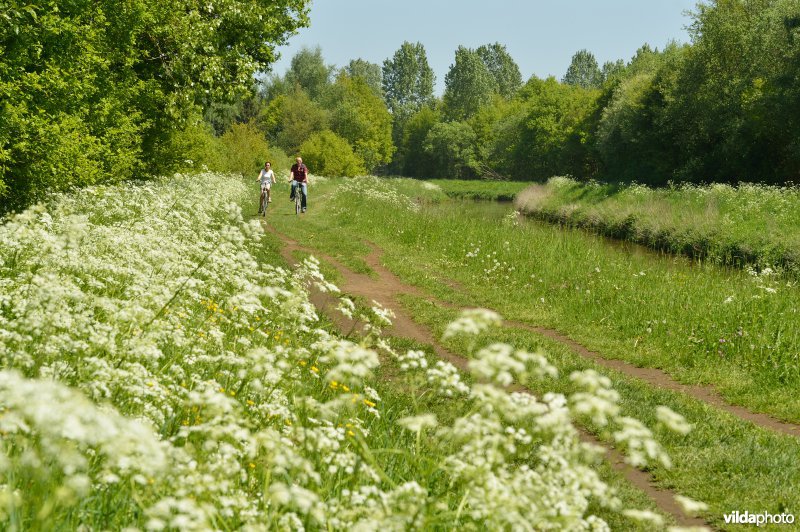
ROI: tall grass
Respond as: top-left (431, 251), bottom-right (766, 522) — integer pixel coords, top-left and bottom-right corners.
top-left (515, 177), bottom-right (800, 275)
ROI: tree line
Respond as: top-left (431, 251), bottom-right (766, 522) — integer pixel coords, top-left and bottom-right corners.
top-left (204, 0), bottom-right (800, 186)
top-left (3, 0), bottom-right (799, 212)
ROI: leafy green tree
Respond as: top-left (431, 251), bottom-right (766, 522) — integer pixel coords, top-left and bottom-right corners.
top-left (600, 60), bottom-right (627, 84)
top-left (476, 43), bottom-right (523, 98)
top-left (398, 106), bottom-right (441, 177)
top-left (423, 121), bottom-right (480, 179)
top-left (216, 122), bottom-right (273, 177)
top-left (285, 46), bottom-right (334, 101)
top-left (328, 76), bottom-right (395, 172)
top-left (469, 97), bottom-right (527, 179)
top-left (665, 0), bottom-right (799, 183)
top-left (382, 42), bottom-right (436, 117)
top-left (562, 49), bottom-right (602, 89)
top-left (344, 59), bottom-right (383, 97)
top-left (512, 76), bottom-right (598, 179)
top-left (595, 44), bottom-right (685, 184)
top-left (300, 130), bottom-right (365, 177)
top-left (261, 88), bottom-right (329, 154)
top-left (443, 46), bottom-right (497, 121)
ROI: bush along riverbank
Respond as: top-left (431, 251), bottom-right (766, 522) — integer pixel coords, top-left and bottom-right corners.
top-left (515, 177), bottom-right (800, 276)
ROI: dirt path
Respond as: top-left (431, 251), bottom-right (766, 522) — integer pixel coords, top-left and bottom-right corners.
top-left (267, 226), bottom-right (709, 528)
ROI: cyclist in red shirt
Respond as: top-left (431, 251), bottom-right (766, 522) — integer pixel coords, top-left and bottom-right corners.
top-left (289, 157), bottom-right (309, 213)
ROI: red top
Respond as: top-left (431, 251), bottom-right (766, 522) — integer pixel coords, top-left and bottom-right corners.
top-left (291, 163), bottom-right (308, 183)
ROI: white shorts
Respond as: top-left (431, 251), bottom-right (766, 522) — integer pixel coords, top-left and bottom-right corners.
top-left (260, 182), bottom-right (272, 191)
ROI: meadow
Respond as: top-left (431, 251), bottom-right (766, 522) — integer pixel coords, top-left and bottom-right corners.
top-left (515, 177), bottom-right (800, 276)
top-left (0, 173), bottom-right (695, 530)
top-left (264, 176), bottom-right (800, 530)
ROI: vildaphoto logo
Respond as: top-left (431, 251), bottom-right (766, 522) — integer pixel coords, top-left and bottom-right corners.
top-left (723, 511), bottom-right (795, 527)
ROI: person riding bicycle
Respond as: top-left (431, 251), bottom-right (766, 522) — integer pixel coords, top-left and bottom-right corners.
top-left (289, 156), bottom-right (309, 213)
top-left (257, 161), bottom-right (276, 213)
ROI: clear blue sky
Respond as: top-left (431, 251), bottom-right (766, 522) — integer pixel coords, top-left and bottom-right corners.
top-left (270, 0), bottom-right (698, 94)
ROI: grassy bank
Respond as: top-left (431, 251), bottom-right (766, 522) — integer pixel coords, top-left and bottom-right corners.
top-left (515, 177), bottom-right (800, 275)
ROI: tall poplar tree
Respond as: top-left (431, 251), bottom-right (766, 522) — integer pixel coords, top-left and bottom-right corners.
top-left (382, 42), bottom-right (436, 117)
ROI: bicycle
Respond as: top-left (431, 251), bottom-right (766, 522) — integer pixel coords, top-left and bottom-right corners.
top-left (294, 184), bottom-right (302, 215)
top-left (258, 185), bottom-right (268, 217)
top-left (290, 180), bottom-right (306, 215)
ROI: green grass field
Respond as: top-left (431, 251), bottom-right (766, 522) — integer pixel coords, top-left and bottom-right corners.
top-left (514, 177), bottom-right (800, 276)
top-left (263, 175), bottom-right (800, 530)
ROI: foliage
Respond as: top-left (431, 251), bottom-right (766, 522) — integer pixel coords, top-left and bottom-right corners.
top-left (284, 46), bottom-right (334, 101)
top-left (423, 121), bottom-right (480, 179)
top-left (216, 122), bottom-right (274, 177)
top-left (468, 97), bottom-right (527, 179)
top-left (0, 0), bottom-right (310, 212)
top-left (328, 76), bottom-right (395, 172)
top-left (260, 88), bottom-right (329, 155)
top-left (511, 77), bottom-right (598, 179)
top-left (476, 43), bottom-right (523, 99)
top-left (562, 49), bottom-right (602, 89)
top-left (443, 46), bottom-right (497, 121)
top-left (382, 42), bottom-right (436, 117)
top-left (300, 130), bottom-right (366, 177)
top-left (397, 106), bottom-right (441, 177)
top-left (343, 58), bottom-right (383, 97)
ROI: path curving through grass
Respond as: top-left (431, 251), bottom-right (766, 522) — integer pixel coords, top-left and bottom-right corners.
top-left (267, 225), bottom-right (710, 528)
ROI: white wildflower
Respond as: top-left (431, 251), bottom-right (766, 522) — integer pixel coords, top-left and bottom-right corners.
top-left (397, 414), bottom-right (438, 432)
top-left (442, 308), bottom-right (502, 339)
top-left (656, 406), bottom-right (693, 435)
top-left (674, 495), bottom-right (709, 516)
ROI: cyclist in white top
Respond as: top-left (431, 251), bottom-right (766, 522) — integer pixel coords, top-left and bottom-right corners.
top-left (257, 161), bottom-right (276, 213)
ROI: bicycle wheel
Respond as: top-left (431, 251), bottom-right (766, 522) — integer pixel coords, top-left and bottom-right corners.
top-left (295, 193), bottom-right (301, 215)
top-left (259, 192), bottom-right (267, 216)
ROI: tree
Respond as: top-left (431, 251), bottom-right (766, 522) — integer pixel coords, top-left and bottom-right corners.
top-left (344, 59), bottom-right (383, 97)
top-left (382, 42), bottom-right (436, 117)
top-left (397, 106), bottom-right (441, 177)
top-left (285, 46), bottom-right (334, 101)
top-left (443, 46), bottom-right (497, 121)
top-left (328, 76), bottom-right (394, 172)
top-left (476, 43), bottom-right (523, 98)
top-left (261, 88), bottom-right (329, 154)
top-left (512, 76), bottom-right (598, 179)
top-left (562, 49), bottom-right (602, 89)
top-left (469, 97), bottom-right (527, 179)
top-left (423, 121), bottom-right (479, 179)
top-left (300, 130), bottom-right (365, 177)
top-left (600, 60), bottom-right (626, 84)
top-left (0, 0), bottom-right (310, 211)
